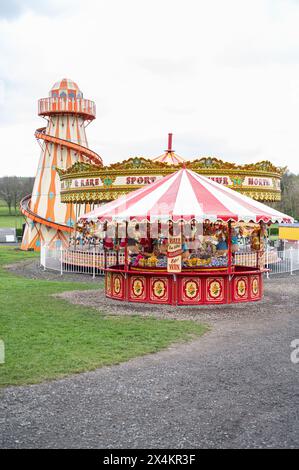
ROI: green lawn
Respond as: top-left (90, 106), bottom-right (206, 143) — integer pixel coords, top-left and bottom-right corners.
top-left (0, 200), bottom-right (24, 229)
top-left (0, 215), bottom-right (24, 229)
top-left (0, 246), bottom-right (208, 387)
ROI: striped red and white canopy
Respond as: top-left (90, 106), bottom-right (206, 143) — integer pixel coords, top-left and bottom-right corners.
top-left (80, 168), bottom-right (293, 224)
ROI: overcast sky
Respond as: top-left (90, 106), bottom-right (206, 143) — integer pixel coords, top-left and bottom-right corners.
top-left (1, 0), bottom-right (299, 176)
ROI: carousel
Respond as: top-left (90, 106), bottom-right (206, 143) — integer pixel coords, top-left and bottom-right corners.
top-left (78, 167), bottom-right (293, 306)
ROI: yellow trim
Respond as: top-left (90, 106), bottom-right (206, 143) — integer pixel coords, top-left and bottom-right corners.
top-left (60, 185), bottom-right (281, 203)
top-left (130, 266), bottom-right (228, 273)
top-left (59, 167), bottom-right (283, 180)
top-left (58, 157), bottom-right (283, 204)
top-left (279, 227), bottom-right (299, 241)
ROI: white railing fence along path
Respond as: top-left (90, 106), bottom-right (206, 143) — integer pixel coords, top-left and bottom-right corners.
top-left (264, 246), bottom-right (299, 277)
top-left (40, 244), bottom-right (299, 278)
top-left (40, 244), bottom-right (125, 278)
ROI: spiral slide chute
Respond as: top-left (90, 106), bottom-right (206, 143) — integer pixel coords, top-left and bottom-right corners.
top-left (20, 194), bottom-right (72, 232)
top-left (21, 78), bottom-right (101, 251)
top-left (35, 127), bottom-right (103, 166)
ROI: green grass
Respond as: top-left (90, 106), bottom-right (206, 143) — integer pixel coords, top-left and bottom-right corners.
top-left (0, 200), bottom-right (24, 229)
top-left (0, 215), bottom-right (24, 229)
top-left (0, 246), bottom-right (208, 387)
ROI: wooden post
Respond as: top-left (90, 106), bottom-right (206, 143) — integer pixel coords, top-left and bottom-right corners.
top-left (104, 244), bottom-right (107, 270)
top-left (124, 221), bottom-right (129, 272)
top-left (116, 223), bottom-right (119, 266)
top-left (103, 222), bottom-right (107, 270)
top-left (74, 202), bottom-right (77, 252)
top-left (258, 221), bottom-right (264, 269)
top-left (228, 220), bottom-right (232, 274)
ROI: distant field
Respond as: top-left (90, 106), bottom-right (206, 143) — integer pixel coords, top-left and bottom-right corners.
top-left (0, 200), bottom-right (24, 229)
top-left (0, 215), bottom-right (24, 229)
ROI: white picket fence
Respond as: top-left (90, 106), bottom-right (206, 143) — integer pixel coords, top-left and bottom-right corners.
top-left (264, 246), bottom-right (299, 277)
top-left (40, 244), bottom-right (299, 278)
top-left (40, 245), bottom-right (125, 278)
top-left (234, 247), bottom-right (299, 277)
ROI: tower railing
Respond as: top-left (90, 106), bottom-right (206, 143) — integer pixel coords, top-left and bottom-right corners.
top-left (38, 97), bottom-right (96, 119)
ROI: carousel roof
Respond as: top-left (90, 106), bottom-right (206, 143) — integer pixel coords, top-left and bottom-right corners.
top-left (80, 167), bottom-right (293, 224)
top-left (151, 132), bottom-right (187, 165)
top-left (152, 151), bottom-right (186, 166)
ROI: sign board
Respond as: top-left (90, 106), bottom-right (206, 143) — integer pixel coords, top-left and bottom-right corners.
top-left (167, 235), bottom-right (182, 273)
top-left (279, 226), bottom-right (299, 241)
top-left (0, 228), bottom-right (16, 243)
top-left (209, 175), bottom-right (280, 189)
top-left (61, 175), bottom-right (162, 190)
top-left (61, 174), bottom-right (281, 191)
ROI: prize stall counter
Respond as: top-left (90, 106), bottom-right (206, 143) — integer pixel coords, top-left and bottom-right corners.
top-left (105, 265), bottom-right (263, 305)
top-left (104, 224), bottom-right (264, 306)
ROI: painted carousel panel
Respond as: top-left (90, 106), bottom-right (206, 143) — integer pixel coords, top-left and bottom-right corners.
top-left (177, 276), bottom-right (203, 305)
top-left (129, 275), bottom-right (148, 302)
top-left (149, 276), bottom-right (171, 304)
top-left (205, 276), bottom-right (227, 304)
top-left (232, 275), bottom-right (249, 302)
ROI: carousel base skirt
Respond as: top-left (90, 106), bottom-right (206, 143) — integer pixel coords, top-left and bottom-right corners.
top-left (105, 267), bottom-right (263, 305)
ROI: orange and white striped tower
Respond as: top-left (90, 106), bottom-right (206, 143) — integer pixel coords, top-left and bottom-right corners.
top-left (21, 78), bottom-right (102, 250)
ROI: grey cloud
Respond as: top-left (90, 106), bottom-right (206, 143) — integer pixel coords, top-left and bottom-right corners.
top-left (218, 47), bottom-right (299, 68)
top-left (0, 77), bottom-right (43, 125)
top-left (167, 132), bottom-right (263, 164)
top-left (0, 0), bottom-right (25, 19)
top-left (97, 132), bottom-right (264, 168)
top-left (164, 105), bottom-right (197, 115)
top-left (0, 0), bottom-right (79, 20)
top-left (134, 57), bottom-right (198, 77)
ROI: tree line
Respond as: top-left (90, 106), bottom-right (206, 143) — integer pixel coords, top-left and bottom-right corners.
top-left (0, 176), bottom-right (35, 215)
top-left (273, 172), bottom-right (299, 221)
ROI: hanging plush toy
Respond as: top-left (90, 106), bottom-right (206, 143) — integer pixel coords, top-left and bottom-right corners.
top-left (251, 230), bottom-right (260, 251)
top-left (231, 228), bottom-right (239, 253)
top-left (216, 232), bottom-right (228, 255)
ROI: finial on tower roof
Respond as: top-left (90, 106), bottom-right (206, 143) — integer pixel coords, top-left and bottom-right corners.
top-left (167, 133), bottom-right (173, 153)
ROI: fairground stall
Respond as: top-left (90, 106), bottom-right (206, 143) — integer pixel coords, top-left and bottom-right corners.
top-left (78, 168), bottom-right (293, 306)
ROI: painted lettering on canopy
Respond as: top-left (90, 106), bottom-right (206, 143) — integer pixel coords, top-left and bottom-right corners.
top-left (126, 176), bottom-right (157, 185)
top-left (247, 178), bottom-right (270, 186)
top-left (79, 178), bottom-right (100, 187)
top-left (209, 176), bottom-right (229, 185)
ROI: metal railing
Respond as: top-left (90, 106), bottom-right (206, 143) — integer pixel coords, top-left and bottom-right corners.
top-left (38, 97), bottom-right (96, 118)
top-left (40, 245), bottom-right (299, 278)
top-left (234, 247), bottom-right (299, 277)
top-left (40, 244), bottom-right (125, 278)
top-left (264, 246), bottom-right (299, 277)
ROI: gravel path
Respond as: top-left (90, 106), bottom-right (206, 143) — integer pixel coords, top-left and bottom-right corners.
top-left (56, 273), bottom-right (297, 323)
top-left (6, 259), bottom-right (99, 283)
top-left (1, 267), bottom-right (299, 448)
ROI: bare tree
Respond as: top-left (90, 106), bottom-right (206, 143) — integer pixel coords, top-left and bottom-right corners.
top-left (17, 177), bottom-right (35, 212)
top-left (0, 176), bottom-right (34, 215)
top-left (0, 177), bottom-right (15, 214)
top-left (271, 172), bottom-right (299, 220)
top-left (21, 177), bottom-right (35, 198)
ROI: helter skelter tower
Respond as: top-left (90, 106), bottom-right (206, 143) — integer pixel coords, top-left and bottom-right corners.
top-left (21, 78), bottom-right (102, 250)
